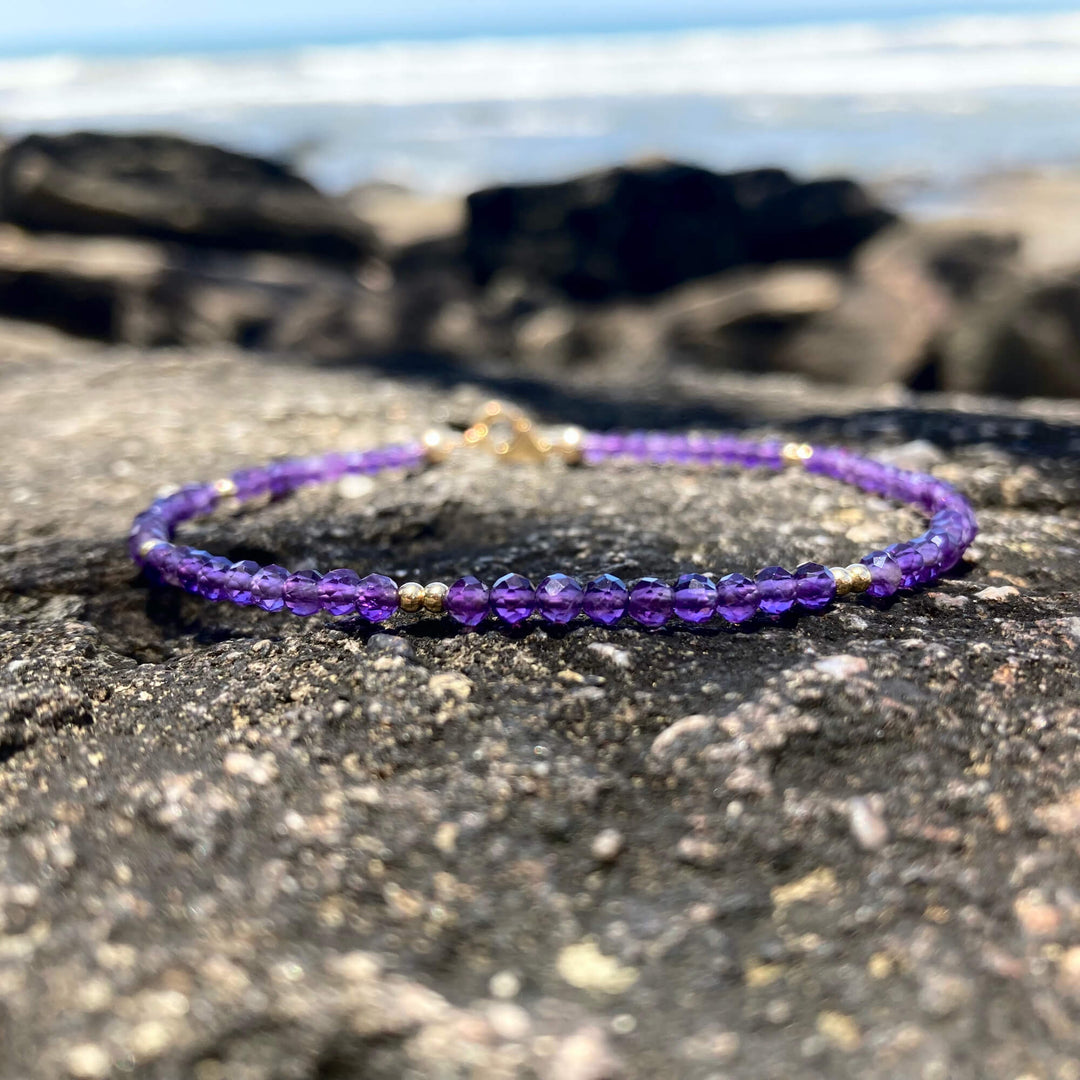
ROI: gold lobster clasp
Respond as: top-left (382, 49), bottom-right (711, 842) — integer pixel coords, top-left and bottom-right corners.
top-left (423, 401), bottom-right (583, 465)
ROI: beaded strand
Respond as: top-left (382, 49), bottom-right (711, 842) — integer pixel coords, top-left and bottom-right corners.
top-left (128, 429), bottom-right (978, 630)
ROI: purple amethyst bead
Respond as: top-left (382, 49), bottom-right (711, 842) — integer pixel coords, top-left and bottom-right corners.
top-left (885, 542), bottom-right (925, 590)
top-left (628, 577), bottom-right (674, 628)
top-left (250, 564), bottom-right (289, 612)
top-left (794, 563), bottom-right (837, 611)
top-left (860, 550), bottom-right (902, 599)
top-left (446, 576), bottom-right (490, 627)
top-left (535, 574), bottom-right (584, 624)
top-left (913, 537), bottom-right (943, 584)
top-left (755, 566), bottom-right (796, 616)
top-left (355, 573), bottom-right (399, 622)
top-left (224, 560), bottom-right (260, 605)
top-left (128, 511), bottom-right (169, 562)
top-left (142, 542), bottom-right (175, 583)
top-left (164, 484), bottom-right (216, 523)
top-left (583, 574), bottom-right (628, 625)
top-left (283, 570), bottom-right (323, 616)
top-left (196, 555), bottom-right (233, 601)
top-left (318, 568), bottom-right (361, 616)
top-left (177, 550), bottom-right (212, 593)
top-left (926, 530), bottom-right (962, 573)
top-left (673, 573), bottom-right (718, 624)
top-left (231, 466), bottom-right (270, 502)
top-left (491, 573), bottom-right (536, 625)
top-left (716, 573), bottom-right (759, 624)
top-left (130, 530), bottom-right (166, 566)
top-left (157, 545), bottom-right (189, 588)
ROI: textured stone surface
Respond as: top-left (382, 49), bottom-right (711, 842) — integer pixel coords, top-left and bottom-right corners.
top-left (0, 131), bottom-right (377, 264)
top-left (3, 335), bottom-right (1080, 1078)
top-left (465, 162), bottom-right (895, 300)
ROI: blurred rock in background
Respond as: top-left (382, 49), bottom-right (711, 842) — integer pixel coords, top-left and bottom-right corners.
top-left (2, 130), bottom-right (1079, 398)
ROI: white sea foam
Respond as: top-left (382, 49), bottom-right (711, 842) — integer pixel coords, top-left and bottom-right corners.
top-left (1, 12), bottom-right (1079, 193)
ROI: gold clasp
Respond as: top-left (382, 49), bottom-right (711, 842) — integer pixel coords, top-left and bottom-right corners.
top-left (423, 401), bottom-right (583, 465)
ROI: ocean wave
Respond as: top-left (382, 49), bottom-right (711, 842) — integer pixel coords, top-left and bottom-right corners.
top-left (4, 11), bottom-right (1080, 125)
top-left (3, 12), bottom-right (1080, 196)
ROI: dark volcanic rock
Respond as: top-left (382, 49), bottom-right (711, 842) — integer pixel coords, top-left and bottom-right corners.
top-left (0, 132), bottom-right (378, 265)
top-left (2, 339), bottom-right (1080, 1078)
top-left (465, 162), bottom-right (896, 302)
top-left (942, 268), bottom-right (1080, 397)
top-left (0, 227), bottom-right (394, 351)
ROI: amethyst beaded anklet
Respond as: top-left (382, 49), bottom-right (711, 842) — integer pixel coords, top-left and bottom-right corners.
top-left (129, 402), bottom-right (978, 631)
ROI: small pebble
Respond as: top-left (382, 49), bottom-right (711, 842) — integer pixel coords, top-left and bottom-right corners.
top-left (975, 585), bottom-right (1019, 603)
top-left (814, 654), bottom-right (868, 680)
top-left (489, 970), bottom-right (521, 999)
top-left (367, 633), bottom-right (415, 659)
top-left (65, 1044), bottom-right (111, 1079)
top-left (848, 796), bottom-right (889, 851)
top-left (931, 593), bottom-right (970, 610)
top-left (587, 642), bottom-right (633, 670)
top-left (590, 828), bottom-right (624, 863)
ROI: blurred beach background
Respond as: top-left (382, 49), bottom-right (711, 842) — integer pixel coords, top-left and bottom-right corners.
top-left (3, 1), bottom-right (1080, 398)
top-left (5, 1), bottom-right (1080, 206)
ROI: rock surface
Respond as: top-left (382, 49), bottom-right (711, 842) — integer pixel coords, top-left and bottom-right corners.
top-left (7, 136), bottom-right (1080, 400)
top-left (0, 132), bottom-right (377, 265)
top-left (2, 333), bottom-right (1080, 1078)
top-left (464, 162), bottom-right (895, 301)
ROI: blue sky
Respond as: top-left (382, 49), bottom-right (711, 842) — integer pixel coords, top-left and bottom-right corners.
top-left (5, 0), bottom-right (1080, 54)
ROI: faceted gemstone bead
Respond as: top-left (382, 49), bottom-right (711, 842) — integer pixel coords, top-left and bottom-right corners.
top-left (318, 452), bottom-right (347, 483)
top-left (176, 550), bottom-right (212, 593)
top-left (860, 550), bottom-right (902, 598)
top-left (128, 510), bottom-right (169, 563)
top-left (924, 529), bottom-right (961, 572)
top-left (794, 563), bottom-right (836, 611)
top-left (491, 573), bottom-right (536, 625)
top-left (716, 573), bottom-right (759, 623)
top-left (446, 576), bottom-right (490, 627)
top-left (583, 574), bottom-right (628, 625)
top-left (250, 564), bottom-right (289, 612)
top-left (140, 541), bottom-right (174, 584)
top-left (885, 542), bottom-right (925, 590)
top-left (913, 537), bottom-right (943, 584)
top-left (267, 460), bottom-right (303, 498)
top-left (230, 466), bottom-right (271, 502)
top-left (127, 527), bottom-right (159, 566)
top-left (755, 566), bottom-right (796, 616)
top-left (283, 570), bottom-right (323, 616)
top-left (157, 545), bottom-right (189, 588)
top-left (224, 560), bottom-right (260, 605)
top-left (627, 577), bottom-right (674, 628)
top-left (673, 573), bottom-right (717, 623)
top-left (355, 573), bottom-right (400, 622)
top-left (196, 555), bottom-right (233, 601)
top-left (318, 568), bottom-right (361, 616)
top-left (161, 484), bottom-right (216, 524)
top-left (535, 574), bottom-right (584, 624)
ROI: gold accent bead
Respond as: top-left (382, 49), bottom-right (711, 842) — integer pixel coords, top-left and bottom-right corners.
top-left (213, 477), bottom-right (238, 497)
top-left (829, 566), bottom-right (853, 597)
top-left (398, 581), bottom-right (425, 613)
top-left (422, 430), bottom-right (459, 464)
top-left (138, 538), bottom-right (166, 558)
top-left (423, 581), bottom-right (449, 613)
top-left (557, 425), bottom-right (585, 465)
top-left (781, 442), bottom-right (815, 466)
top-left (845, 564), bottom-right (872, 594)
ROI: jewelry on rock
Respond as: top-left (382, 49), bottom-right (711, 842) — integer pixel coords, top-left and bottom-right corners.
top-left (128, 402), bottom-right (978, 630)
